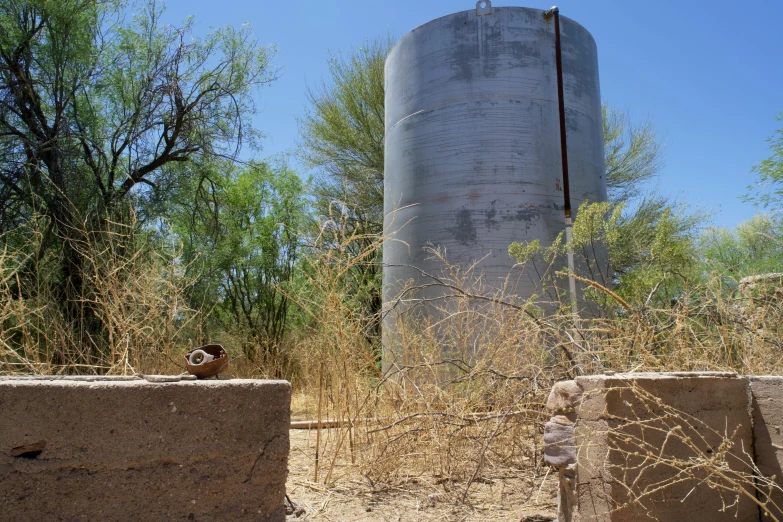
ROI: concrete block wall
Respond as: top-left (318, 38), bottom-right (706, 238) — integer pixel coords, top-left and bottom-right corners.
top-left (0, 377), bottom-right (290, 522)
top-left (750, 377), bottom-right (783, 520)
top-left (544, 373), bottom-right (783, 522)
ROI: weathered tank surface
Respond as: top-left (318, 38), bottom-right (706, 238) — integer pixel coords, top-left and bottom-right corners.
top-left (383, 3), bottom-right (606, 356)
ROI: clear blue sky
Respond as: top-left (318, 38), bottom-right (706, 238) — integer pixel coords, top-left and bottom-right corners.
top-left (162, 0), bottom-right (783, 229)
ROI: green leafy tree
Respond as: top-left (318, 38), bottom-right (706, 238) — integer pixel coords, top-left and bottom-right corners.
top-left (598, 107), bottom-right (700, 303)
top-left (0, 0), bottom-right (274, 345)
top-left (509, 109), bottom-right (699, 309)
top-left (745, 113), bottom-right (783, 210)
top-left (299, 36), bottom-right (390, 236)
top-left (175, 161), bottom-right (306, 369)
top-left (566, 200), bottom-right (696, 307)
top-left (603, 106), bottom-right (663, 204)
top-left (700, 215), bottom-right (783, 281)
top-left (298, 36), bottom-right (392, 337)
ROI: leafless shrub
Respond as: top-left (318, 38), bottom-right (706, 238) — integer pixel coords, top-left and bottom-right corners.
top-left (288, 228), bottom-right (783, 510)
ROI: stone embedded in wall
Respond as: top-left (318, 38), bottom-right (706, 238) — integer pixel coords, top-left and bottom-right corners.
top-left (544, 381), bottom-right (582, 469)
top-left (0, 377), bottom-right (290, 522)
top-left (544, 382), bottom-right (580, 520)
top-left (543, 415), bottom-right (577, 468)
top-left (546, 380), bottom-right (583, 413)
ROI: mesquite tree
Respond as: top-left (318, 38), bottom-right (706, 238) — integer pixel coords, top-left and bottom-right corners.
top-left (0, 0), bottom-right (274, 351)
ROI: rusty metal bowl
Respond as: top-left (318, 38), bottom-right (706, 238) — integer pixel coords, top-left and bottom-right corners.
top-left (185, 344), bottom-right (229, 379)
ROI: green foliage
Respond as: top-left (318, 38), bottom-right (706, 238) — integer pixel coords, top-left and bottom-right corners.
top-left (510, 199), bottom-right (697, 309)
top-left (599, 106), bottom-right (701, 303)
top-left (510, 107), bottom-right (700, 309)
top-left (174, 161), bottom-right (306, 366)
top-left (299, 35), bottom-right (391, 235)
top-left (700, 214), bottom-right (783, 282)
top-left (603, 106), bottom-right (664, 204)
top-left (0, 0), bottom-right (274, 224)
top-left (508, 239), bottom-right (541, 265)
top-left (571, 201), bottom-right (621, 252)
top-left (612, 205), bottom-right (696, 305)
top-left (298, 36), bottom-right (392, 340)
top-left (0, 0), bottom-right (275, 356)
top-left (745, 113), bottom-right (783, 209)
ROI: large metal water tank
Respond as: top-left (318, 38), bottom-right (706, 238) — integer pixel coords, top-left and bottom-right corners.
top-left (383, 2), bottom-right (606, 350)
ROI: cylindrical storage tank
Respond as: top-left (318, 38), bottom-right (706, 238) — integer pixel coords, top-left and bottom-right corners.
top-left (383, 3), bottom-right (607, 356)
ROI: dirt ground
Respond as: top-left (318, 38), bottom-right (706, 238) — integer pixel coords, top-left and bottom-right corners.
top-left (284, 428), bottom-right (558, 522)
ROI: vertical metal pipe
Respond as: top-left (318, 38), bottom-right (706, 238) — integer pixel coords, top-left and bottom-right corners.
top-left (565, 216), bottom-right (577, 316)
top-left (545, 6), bottom-right (578, 316)
top-left (547, 7), bottom-right (571, 220)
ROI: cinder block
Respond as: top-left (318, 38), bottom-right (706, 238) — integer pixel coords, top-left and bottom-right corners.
top-left (0, 377), bottom-right (290, 521)
top-left (749, 376), bottom-right (783, 520)
top-left (573, 372), bottom-right (758, 522)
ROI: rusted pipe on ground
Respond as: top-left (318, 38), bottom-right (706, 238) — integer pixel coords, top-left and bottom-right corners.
top-left (290, 411), bottom-right (535, 430)
top-left (290, 419), bottom-right (367, 430)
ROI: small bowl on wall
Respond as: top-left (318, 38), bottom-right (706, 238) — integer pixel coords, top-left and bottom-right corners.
top-left (185, 344), bottom-right (229, 379)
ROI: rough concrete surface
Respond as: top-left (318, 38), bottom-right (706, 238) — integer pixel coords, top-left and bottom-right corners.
top-left (572, 373), bottom-right (758, 522)
top-left (0, 377), bottom-right (290, 522)
top-left (749, 376), bottom-right (783, 519)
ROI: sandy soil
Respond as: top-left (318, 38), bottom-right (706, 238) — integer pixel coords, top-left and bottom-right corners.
top-left (284, 428), bottom-right (558, 522)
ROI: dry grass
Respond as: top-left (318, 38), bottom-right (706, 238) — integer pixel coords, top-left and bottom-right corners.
top-left (2, 208), bottom-right (782, 515)
top-left (286, 428), bottom-right (558, 521)
top-left (284, 227), bottom-right (783, 511)
top-left (0, 214), bottom-right (199, 376)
